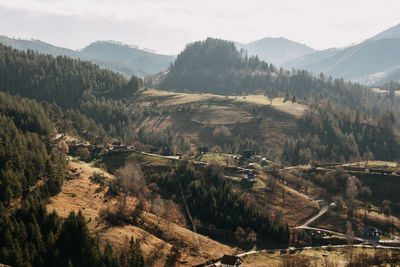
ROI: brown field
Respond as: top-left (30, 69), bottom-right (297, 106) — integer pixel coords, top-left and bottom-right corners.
top-left (131, 90), bottom-right (300, 158)
top-left (241, 247), bottom-right (394, 267)
top-left (47, 160), bottom-right (235, 266)
top-left (310, 208), bottom-right (400, 237)
top-left (234, 173), bottom-right (320, 227)
top-left (141, 89), bottom-right (307, 118)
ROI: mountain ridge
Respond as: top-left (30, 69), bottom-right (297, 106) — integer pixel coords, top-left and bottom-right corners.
top-left (0, 36), bottom-right (175, 77)
top-left (236, 37), bottom-right (315, 66)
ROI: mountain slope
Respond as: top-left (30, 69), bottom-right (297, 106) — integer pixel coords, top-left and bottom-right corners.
top-left (0, 36), bottom-right (174, 77)
top-left (237, 37), bottom-right (315, 65)
top-left (281, 48), bottom-right (338, 71)
top-left (149, 38), bottom-right (275, 95)
top-left (281, 23), bottom-right (400, 84)
top-left (81, 41), bottom-right (174, 77)
top-left (287, 38), bottom-right (400, 83)
top-left (370, 23), bottom-right (400, 41)
top-left (149, 38), bottom-right (372, 111)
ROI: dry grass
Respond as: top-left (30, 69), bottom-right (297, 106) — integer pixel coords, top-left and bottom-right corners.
top-left (130, 89), bottom-right (301, 157)
top-left (200, 153), bottom-right (235, 166)
top-left (190, 105), bottom-right (254, 125)
top-left (141, 89), bottom-right (307, 118)
top-left (47, 160), bottom-right (234, 266)
top-left (244, 173), bottom-right (320, 227)
top-left (242, 247), bottom-right (390, 267)
top-left (229, 95), bottom-right (307, 117)
top-left (142, 89), bottom-right (215, 106)
top-left (344, 160), bottom-right (399, 169)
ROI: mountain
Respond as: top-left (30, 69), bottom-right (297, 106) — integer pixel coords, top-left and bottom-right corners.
top-left (0, 35), bottom-right (81, 58)
top-left (281, 48), bottom-right (338, 71)
top-left (369, 23), bottom-right (400, 41)
top-left (149, 37), bottom-right (373, 112)
top-left (283, 38), bottom-right (400, 84)
top-left (81, 41), bottom-right (174, 77)
top-left (281, 24), bottom-right (400, 85)
top-left (149, 38), bottom-right (275, 95)
top-left (0, 36), bottom-right (174, 77)
top-left (237, 37), bottom-right (315, 65)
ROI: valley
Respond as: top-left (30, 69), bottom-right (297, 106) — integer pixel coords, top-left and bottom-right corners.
top-left (1, 20), bottom-right (400, 266)
top-left (45, 129), bottom-right (400, 266)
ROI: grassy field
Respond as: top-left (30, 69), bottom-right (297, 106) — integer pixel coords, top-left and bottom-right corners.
top-left (241, 246), bottom-right (397, 267)
top-left (199, 152), bottom-right (235, 166)
top-left (343, 160), bottom-right (400, 172)
top-left (229, 95), bottom-right (306, 117)
top-left (142, 89), bottom-right (307, 118)
top-left (131, 89), bottom-right (301, 158)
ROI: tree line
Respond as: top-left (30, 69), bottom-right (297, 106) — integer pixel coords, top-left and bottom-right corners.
top-left (282, 100), bottom-right (399, 164)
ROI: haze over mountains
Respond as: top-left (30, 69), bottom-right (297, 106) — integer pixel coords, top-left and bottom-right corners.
top-left (1, 23), bottom-right (399, 85)
top-left (236, 37), bottom-right (316, 66)
top-left (0, 36), bottom-right (174, 77)
top-left (282, 23), bottom-right (400, 85)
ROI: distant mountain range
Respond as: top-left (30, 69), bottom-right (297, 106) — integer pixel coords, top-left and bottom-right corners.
top-left (236, 37), bottom-right (315, 66)
top-left (281, 23), bottom-right (400, 85)
top-left (1, 22), bottom-right (400, 85)
top-left (0, 36), bottom-right (175, 77)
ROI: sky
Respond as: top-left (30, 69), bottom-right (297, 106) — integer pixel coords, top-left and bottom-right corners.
top-left (0, 0), bottom-right (399, 54)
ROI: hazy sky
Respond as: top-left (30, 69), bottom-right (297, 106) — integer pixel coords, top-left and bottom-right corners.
top-left (0, 0), bottom-right (399, 54)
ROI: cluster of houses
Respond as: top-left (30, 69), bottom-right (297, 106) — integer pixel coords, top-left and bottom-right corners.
top-left (109, 142), bottom-right (135, 152)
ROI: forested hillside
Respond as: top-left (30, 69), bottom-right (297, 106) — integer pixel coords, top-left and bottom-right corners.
top-left (0, 93), bottom-right (65, 203)
top-left (0, 44), bottom-right (143, 140)
top-left (82, 41), bottom-right (174, 77)
top-left (0, 92), bottom-right (144, 266)
top-left (149, 38), bottom-right (375, 110)
top-left (0, 36), bottom-right (174, 77)
top-left (0, 44), bottom-right (141, 108)
top-left (282, 101), bottom-right (400, 164)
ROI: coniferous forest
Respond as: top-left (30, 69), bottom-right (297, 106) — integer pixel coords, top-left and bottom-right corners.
top-left (1, 29), bottom-right (400, 266)
top-left (0, 92), bottom-right (144, 266)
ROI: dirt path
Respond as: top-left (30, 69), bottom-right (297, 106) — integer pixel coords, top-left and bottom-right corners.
top-left (296, 205), bottom-right (328, 229)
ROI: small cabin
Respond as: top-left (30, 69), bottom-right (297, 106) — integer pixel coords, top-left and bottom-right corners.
top-left (362, 227), bottom-right (382, 238)
top-left (220, 255), bottom-right (243, 267)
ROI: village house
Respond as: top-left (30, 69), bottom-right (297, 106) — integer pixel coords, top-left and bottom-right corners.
top-left (220, 255), bottom-right (244, 267)
top-left (362, 227), bottom-right (382, 239)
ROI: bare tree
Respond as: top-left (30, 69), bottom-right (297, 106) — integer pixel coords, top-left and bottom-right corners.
top-left (345, 176), bottom-right (360, 218)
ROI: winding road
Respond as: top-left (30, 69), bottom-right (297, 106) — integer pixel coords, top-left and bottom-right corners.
top-left (296, 205), bottom-right (328, 229)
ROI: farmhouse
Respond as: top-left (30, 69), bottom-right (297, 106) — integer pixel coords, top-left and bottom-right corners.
top-left (220, 255), bottom-right (244, 267)
top-left (362, 227), bottom-right (382, 238)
